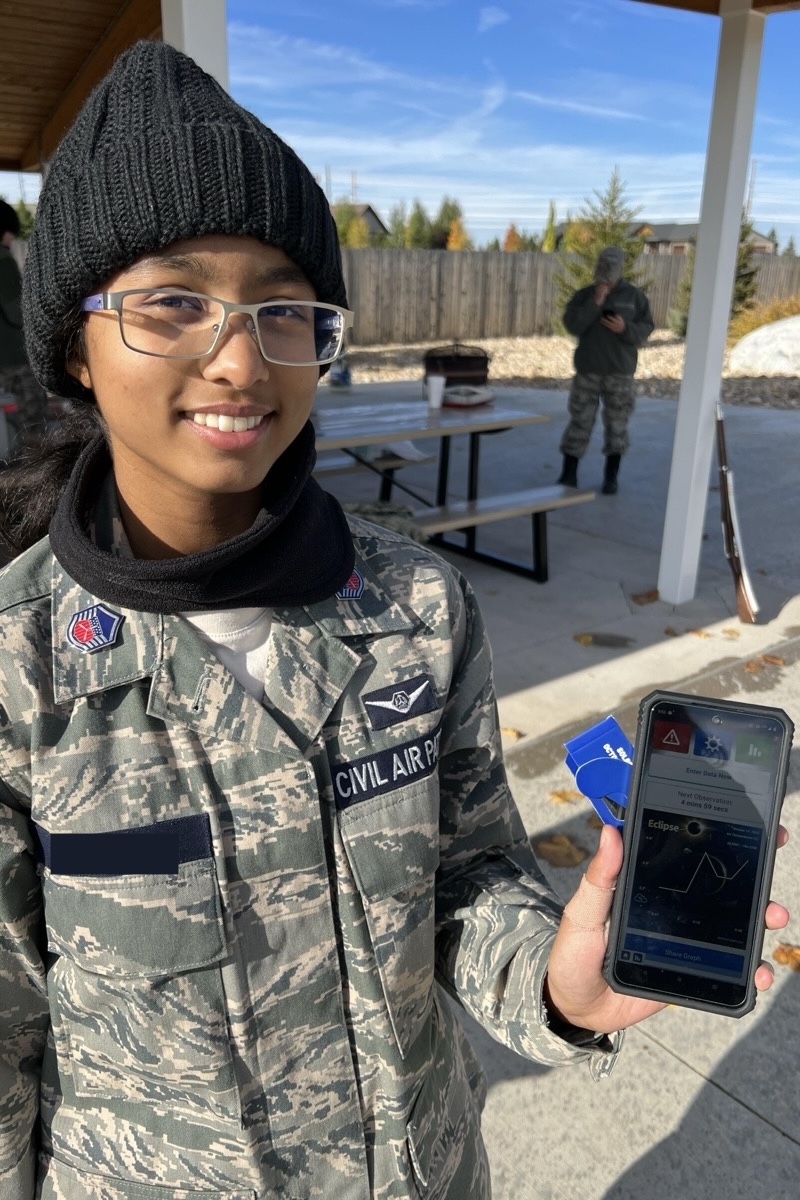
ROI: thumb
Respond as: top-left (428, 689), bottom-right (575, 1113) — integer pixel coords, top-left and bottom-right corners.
top-left (586, 822), bottom-right (623, 889)
top-left (560, 824), bottom-right (622, 933)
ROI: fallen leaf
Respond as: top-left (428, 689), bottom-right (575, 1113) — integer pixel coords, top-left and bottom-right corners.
top-left (756, 568), bottom-right (768, 576)
top-left (534, 833), bottom-right (589, 868)
top-left (631, 588), bottom-right (659, 605)
top-left (573, 632), bottom-right (636, 648)
top-left (744, 659), bottom-right (763, 673)
top-left (664, 626), bottom-right (680, 638)
top-left (500, 726), bottom-right (523, 742)
top-left (761, 654), bottom-right (785, 667)
top-left (548, 787), bottom-right (583, 805)
top-left (721, 627), bottom-right (741, 638)
top-left (773, 943), bottom-right (800, 971)
top-left (689, 629), bottom-right (712, 639)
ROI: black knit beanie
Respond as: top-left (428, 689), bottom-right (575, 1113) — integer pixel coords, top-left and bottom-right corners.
top-left (23, 39), bottom-right (347, 401)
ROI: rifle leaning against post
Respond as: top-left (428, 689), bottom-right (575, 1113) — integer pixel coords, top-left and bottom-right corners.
top-left (715, 400), bottom-right (759, 624)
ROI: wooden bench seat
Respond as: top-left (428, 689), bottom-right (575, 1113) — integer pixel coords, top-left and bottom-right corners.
top-left (315, 450), bottom-right (436, 501)
top-left (410, 485), bottom-right (596, 582)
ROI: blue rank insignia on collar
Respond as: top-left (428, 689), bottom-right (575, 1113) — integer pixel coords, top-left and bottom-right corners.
top-left (336, 568), bottom-right (364, 600)
top-left (66, 603), bottom-right (124, 653)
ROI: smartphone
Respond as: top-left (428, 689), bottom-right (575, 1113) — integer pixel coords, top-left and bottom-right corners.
top-left (602, 309), bottom-right (617, 318)
top-left (604, 690), bottom-right (793, 1016)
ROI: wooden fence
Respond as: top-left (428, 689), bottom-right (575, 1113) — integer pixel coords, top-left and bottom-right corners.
top-left (340, 249), bottom-right (800, 345)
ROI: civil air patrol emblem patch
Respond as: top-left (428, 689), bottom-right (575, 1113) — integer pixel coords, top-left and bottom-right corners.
top-left (363, 673), bottom-right (437, 730)
top-left (336, 568), bottom-right (364, 600)
top-left (66, 604), bottom-right (124, 653)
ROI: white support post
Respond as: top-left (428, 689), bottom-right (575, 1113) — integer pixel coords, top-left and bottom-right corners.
top-left (160, 0), bottom-right (229, 90)
top-left (656, 0), bottom-right (764, 605)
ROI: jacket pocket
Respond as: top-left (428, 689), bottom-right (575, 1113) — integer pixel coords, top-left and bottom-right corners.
top-left (39, 815), bottom-right (240, 1122)
top-left (405, 998), bottom-right (489, 1200)
top-left (339, 780), bottom-right (440, 1058)
top-left (39, 1156), bottom-right (256, 1199)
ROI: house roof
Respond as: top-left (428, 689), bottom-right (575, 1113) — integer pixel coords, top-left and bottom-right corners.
top-left (353, 204), bottom-right (389, 235)
top-left (635, 221), bottom-right (774, 242)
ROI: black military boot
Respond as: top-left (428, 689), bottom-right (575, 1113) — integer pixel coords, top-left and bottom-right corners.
top-left (601, 454), bottom-right (621, 495)
top-left (557, 454), bottom-right (579, 488)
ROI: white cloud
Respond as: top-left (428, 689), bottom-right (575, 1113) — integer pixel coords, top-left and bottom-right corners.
top-left (478, 6), bottom-right (509, 33)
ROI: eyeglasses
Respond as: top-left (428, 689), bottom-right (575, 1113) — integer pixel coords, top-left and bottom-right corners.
top-left (80, 290), bottom-right (354, 367)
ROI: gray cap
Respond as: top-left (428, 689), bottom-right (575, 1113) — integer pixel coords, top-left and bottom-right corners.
top-left (595, 246), bottom-right (624, 285)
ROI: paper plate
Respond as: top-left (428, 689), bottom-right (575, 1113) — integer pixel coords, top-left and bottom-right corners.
top-left (442, 386), bottom-right (494, 408)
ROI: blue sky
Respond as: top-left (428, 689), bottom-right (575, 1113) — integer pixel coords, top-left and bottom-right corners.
top-left (4, 0), bottom-right (800, 247)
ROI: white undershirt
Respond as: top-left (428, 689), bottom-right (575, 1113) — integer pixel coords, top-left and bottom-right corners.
top-left (181, 607), bottom-right (272, 702)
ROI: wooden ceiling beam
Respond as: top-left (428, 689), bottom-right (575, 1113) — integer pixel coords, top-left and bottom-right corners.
top-left (629, 0), bottom-right (800, 12)
top-left (19, 0), bottom-right (161, 172)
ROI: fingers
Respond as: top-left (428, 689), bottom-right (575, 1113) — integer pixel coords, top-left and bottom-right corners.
top-left (755, 961), bottom-right (776, 992)
top-left (765, 901), bottom-right (790, 929)
top-left (777, 824), bottom-right (789, 848)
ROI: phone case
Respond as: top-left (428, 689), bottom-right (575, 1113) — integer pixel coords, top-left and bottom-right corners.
top-left (603, 689), bottom-right (793, 1017)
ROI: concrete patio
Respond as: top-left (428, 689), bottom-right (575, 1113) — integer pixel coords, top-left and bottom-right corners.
top-left (318, 379), bottom-right (800, 1199)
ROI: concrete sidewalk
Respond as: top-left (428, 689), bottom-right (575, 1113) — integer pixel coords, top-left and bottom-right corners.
top-left (318, 380), bottom-right (800, 1199)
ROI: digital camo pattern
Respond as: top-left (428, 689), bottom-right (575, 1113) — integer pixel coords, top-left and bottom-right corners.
top-left (0, 517), bottom-right (618, 1200)
top-left (559, 372), bottom-right (638, 458)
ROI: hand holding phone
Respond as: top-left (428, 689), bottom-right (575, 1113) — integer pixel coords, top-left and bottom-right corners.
top-left (603, 691), bottom-right (793, 1017)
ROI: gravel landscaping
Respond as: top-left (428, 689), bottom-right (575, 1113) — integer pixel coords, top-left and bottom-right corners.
top-left (343, 330), bottom-right (800, 408)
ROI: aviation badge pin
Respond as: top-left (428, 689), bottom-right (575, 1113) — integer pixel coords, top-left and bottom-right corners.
top-left (363, 673), bottom-right (437, 730)
top-left (67, 603), bottom-right (124, 653)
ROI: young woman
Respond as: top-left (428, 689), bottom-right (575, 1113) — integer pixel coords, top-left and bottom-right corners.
top-left (0, 40), bottom-right (788, 1200)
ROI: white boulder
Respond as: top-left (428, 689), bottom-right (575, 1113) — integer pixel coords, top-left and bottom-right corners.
top-left (728, 314), bottom-right (800, 376)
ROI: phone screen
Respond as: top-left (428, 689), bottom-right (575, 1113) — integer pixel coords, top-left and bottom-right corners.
top-left (610, 697), bottom-right (789, 1010)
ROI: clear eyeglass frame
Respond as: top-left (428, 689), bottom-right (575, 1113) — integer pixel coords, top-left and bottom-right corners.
top-left (80, 289), bottom-right (355, 367)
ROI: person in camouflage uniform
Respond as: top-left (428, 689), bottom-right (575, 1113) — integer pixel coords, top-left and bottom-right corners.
top-left (557, 246), bottom-right (654, 495)
top-left (0, 199), bottom-right (48, 452)
top-left (0, 41), bottom-right (787, 1200)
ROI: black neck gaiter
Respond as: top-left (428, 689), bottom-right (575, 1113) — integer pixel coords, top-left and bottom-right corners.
top-left (49, 423), bottom-right (355, 613)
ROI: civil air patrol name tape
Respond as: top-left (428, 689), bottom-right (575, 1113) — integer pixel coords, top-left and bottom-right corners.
top-left (334, 725), bottom-right (441, 809)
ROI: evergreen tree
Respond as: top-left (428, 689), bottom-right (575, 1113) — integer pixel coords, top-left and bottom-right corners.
top-left (668, 241), bottom-right (695, 337)
top-left (765, 226), bottom-right (779, 252)
top-left (541, 200), bottom-right (557, 252)
top-left (404, 200), bottom-right (431, 248)
top-left (502, 224), bottom-right (523, 252)
top-left (483, 237), bottom-right (501, 252)
top-left (555, 167), bottom-right (646, 313)
top-left (669, 212), bottom-right (759, 337)
top-left (732, 215), bottom-right (759, 315)
top-left (430, 197), bottom-right (463, 249)
top-left (518, 229), bottom-right (541, 251)
top-left (446, 216), bottom-right (471, 250)
top-left (385, 202), bottom-right (407, 247)
top-left (14, 199), bottom-right (34, 239)
top-left (781, 235), bottom-right (796, 257)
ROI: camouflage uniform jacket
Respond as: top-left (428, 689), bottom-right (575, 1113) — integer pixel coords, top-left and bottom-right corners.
top-left (0, 514), bottom-right (618, 1200)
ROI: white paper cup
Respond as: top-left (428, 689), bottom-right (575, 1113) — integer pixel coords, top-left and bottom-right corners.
top-left (426, 375), bottom-right (446, 409)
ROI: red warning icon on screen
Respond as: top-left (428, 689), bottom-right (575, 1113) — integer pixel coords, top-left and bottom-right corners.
top-left (652, 720), bottom-right (691, 754)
